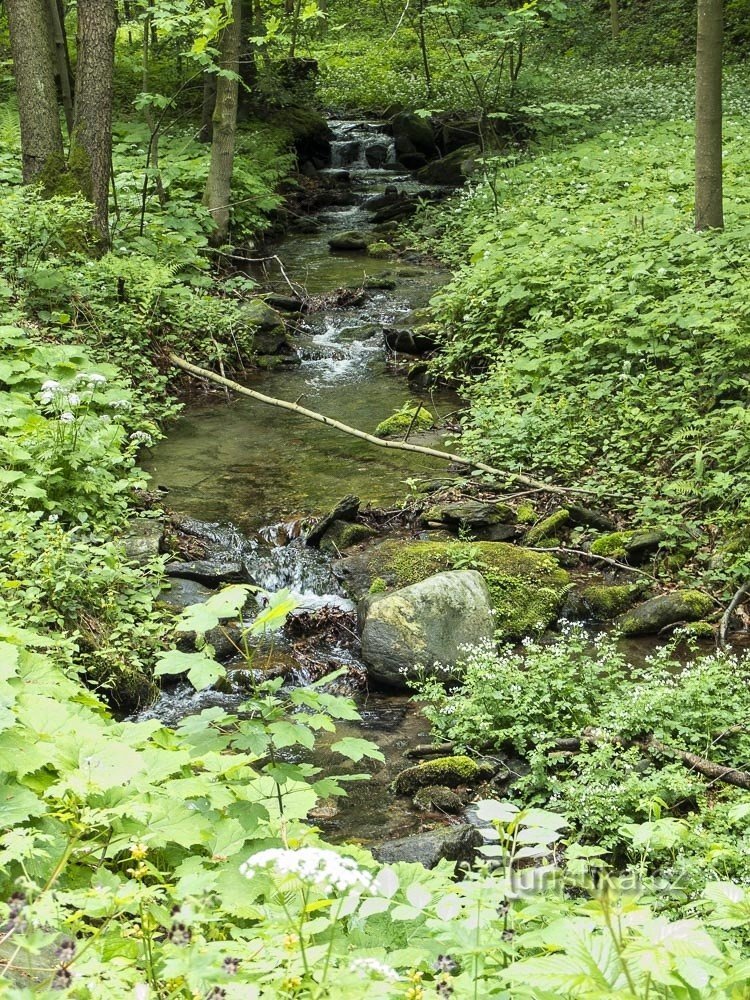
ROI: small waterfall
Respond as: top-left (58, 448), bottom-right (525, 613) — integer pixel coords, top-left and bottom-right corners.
top-left (328, 120), bottom-right (396, 171)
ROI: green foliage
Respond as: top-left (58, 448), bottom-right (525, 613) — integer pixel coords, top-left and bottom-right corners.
top-left (416, 115), bottom-right (750, 587)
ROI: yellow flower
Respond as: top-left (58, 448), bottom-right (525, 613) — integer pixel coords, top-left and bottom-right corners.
top-left (129, 842), bottom-right (148, 860)
top-left (405, 988), bottom-right (424, 1000)
top-left (283, 934), bottom-right (297, 951)
top-left (281, 974), bottom-right (302, 992)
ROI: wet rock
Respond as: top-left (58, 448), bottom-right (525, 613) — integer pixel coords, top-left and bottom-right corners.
top-left (164, 559), bottom-right (247, 586)
top-left (440, 119), bottom-right (481, 153)
top-left (566, 504), bottom-right (616, 533)
top-left (268, 104), bottom-right (332, 166)
top-left (372, 824), bottom-right (483, 869)
top-left (328, 230), bottom-right (369, 252)
top-left (306, 494), bottom-right (360, 548)
top-left (384, 321), bottom-right (440, 355)
top-left (264, 292), bottom-right (303, 312)
top-left (579, 584), bottom-right (645, 620)
top-left (421, 500), bottom-right (515, 529)
top-left (371, 198), bottom-right (419, 224)
top-left (363, 276), bottom-right (397, 290)
top-left (416, 144), bottom-right (479, 186)
top-left (320, 520), bottom-right (377, 554)
top-left (391, 111), bottom-right (439, 169)
top-left (359, 570), bottom-right (494, 688)
top-left (393, 755), bottom-right (484, 794)
top-left (368, 240), bottom-right (395, 259)
top-left (413, 785), bottom-right (464, 814)
top-left (619, 590), bottom-right (714, 635)
top-left (626, 530), bottom-right (665, 564)
top-left (255, 354), bottom-right (301, 370)
top-left (363, 186), bottom-right (402, 211)
top-left (122, 518), bottom-right (165, 564)
top-left (365, 142), bottom-right (390, 167)
top-left (159, 576), bottom-right (214, 611)
top-left (338, 323), bottom-right (381, 341)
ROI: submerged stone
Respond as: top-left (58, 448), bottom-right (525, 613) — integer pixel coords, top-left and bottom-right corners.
top-left (413, 784), bottom-right (464, 813)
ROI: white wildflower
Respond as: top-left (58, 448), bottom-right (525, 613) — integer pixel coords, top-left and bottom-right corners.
top-left (41, 379), bottom-right (61, 392)
top-left (39, 391), bottom-right (54, 405)
top-left (66, 393), bottom-right (81, 407)
top-left (111, 399), bottom-right (131, 410)
top-left (240, 847), bottom-right (373, 895)
top-left (59, 411), bottom-right (75, 423)
top-left (48, 513), bottom-right (59, 523)
top-left (350, 957), bottom-right (401, 981)
top-left (130, 431), bottom-right (153, 446)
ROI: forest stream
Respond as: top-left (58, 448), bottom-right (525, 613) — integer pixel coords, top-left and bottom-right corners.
top-left (140, 120), bottom-right (462, 844)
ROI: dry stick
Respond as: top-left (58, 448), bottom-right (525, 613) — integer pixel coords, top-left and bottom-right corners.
top-left (719, 580), bottom-right (750, 647)
top-left (168, 353), bottom-right (592, 496)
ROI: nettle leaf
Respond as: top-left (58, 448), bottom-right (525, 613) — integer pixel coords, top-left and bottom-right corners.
top-left (155, 649), bottom-right (224, 690)
top-left (329, 737), bottom-right (385, 763)
top-left (0, 780), bottom-right (46, 826)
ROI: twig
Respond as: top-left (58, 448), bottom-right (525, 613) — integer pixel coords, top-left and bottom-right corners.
top-left (719, 580), bottom-right (750, 647)
top-left (525, 546), bottom-right (658, 581)
top-left (168, 354), bottom-right (594, 497)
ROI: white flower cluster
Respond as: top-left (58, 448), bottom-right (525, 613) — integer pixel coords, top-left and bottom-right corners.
top-left (349, 957), bottom-right (401, 981)
top-left (240, 847), bottom-right (373, 895)
top-left (129, 430), bottom-right (153, 446)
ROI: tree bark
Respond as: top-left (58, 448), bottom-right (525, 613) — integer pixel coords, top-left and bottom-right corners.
top-left (71, 0), bottom-right (117, 244)
top-left (49, 0), bottom-right (75, 135)
top-left (5, 0), bottom-right (65, 183)
top-left (695, 0), bottom-right (724, 230)
top-left (609, 0), bottom-right (620, 40)
top-left (202, 0), bottom-right (241, 246)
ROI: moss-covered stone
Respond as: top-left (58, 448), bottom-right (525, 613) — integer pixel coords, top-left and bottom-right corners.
top-left (393, 755), bottom-right (483, 795)
top-left (375, 407), bottom-right (434, 438)
top-left (581, 584), bottom-right (643, 620)
top-left (413, 784), bottom-right (464, 813)
top-left (619, 590), bottom-right (715, 636)
top-left (525, 509), bottom-right (570, 546)
top-left (368, 241), bottom-right (395, 259)
top-left (366, 540), bottom-right (569, 639)
top-left (680, 620), bottom-right (715, 639)
top-left (590, 531), bottom-right (634, 558)
top-left (516, 502), bottom-right (538, 524)
top-left (319, 520), bottom-right (376, 553)
top-left (368, 576), bottom-right (388, 595)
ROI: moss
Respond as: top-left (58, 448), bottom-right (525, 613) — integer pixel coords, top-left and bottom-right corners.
top-left (525, 508), bottom-right (570, 546)
top-left (516, 502), bottom-right (538, 524)
top-left (590, 531), bottom-right (634, 558)
top-left (581, 584), bottom-right (643, 620)
top-left (368, 540), bottom-right (569, 639)
top-left (368, 241), bottom-right (395, 259)
top-left (320, 521), bottom-right (376, 553)
top-left (413, 784), bottom-right (463, 813)
top-left (392, 755), bottom-right (481, 794)
top-left (680, 620), bottom-right (715, 639)
top-left (680, 590), bottom-right (715, 617)
top-left (375, 407), bottom-right (434, 438)
top-left (368, 576), bottom-right (388, 595)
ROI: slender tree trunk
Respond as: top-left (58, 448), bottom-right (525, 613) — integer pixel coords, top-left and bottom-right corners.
top-left (71, 0), bottom-right (117, 244)
top-left (5, 0), bottom-right (65, 183)
top-left (202, 0), bottom-right (241, 245)
top-left (238, 0), bottom-right (257, 120)
top-left (49, 0), bottom-right (75, 134)
top-left (609, 0), bottom-right (620, 41)
top-left (695, 0), bottom-right (724, 230)
top-left (199, 72), bottom-right (217, 142)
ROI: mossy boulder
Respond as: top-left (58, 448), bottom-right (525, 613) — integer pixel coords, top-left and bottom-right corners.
top-left (619, 590), bottom-right (714, 636)
top-left (580, 584), bottom-right (644, 620)
top-left (590, 529), bottom-right (664, 563)
top-left (268, 105), bottom-right (332, 165)
top-left (525, 509), bottom-right (570, 546)
top-left (368, 241), bottom-right (395, 259)
top-left (375, 407), bottom-right (434, 438)
top-left (328, 230), bottom-right (369, 252)
top-left (590, 531), bottom-right (633, 558)
top-left (413, 785), bottom-right (464, 813)
top-left (393, 755), bottom-right (484, 795)
top-left (415, 144), bottom-right (480, 186)
top-left (241, 299), bottom-right (293, 355)
top-left (357, 540), bottom-right (570, 640)
top-left (359, 570), bottom-right (495, 687)
top-left (319, 520), bottom-right (376, 553)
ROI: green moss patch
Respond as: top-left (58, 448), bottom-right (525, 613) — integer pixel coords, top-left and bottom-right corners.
top-left (392, 755), bottom-right (482, 794)
top-left (375, 407), bottom-right (434, 438)
top-left (525, 508), bottom-right (570, 546)
top-left (367, 540), bottom-right (569, 639)
top-left (581, 584), bottom-right (643, 620)
top-left (590, 531), bottom-right (634, 558)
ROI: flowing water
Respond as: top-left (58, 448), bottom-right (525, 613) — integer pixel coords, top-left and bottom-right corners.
top-left (143, 120), bottom-right (459, 842)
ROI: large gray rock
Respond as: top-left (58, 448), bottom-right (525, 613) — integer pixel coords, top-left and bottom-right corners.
top-left (391, 111), bottom-right (439, 169)
top-left (416, 144), bottom-right (479, 186)
top-left (421, 500), bottom-right (515, 529)
top-left (359, 570), bottom-right (494, 688)
top-left (164, 559), bottom-right (247, 586)
top-left (122, 518), bottom-right (165, 564)
top-left (328, 230), bottom-right (369, 252)
top-left (241, 299), bottom-right (292, 355)
top-left (372, 824), bottom-right (482, 868)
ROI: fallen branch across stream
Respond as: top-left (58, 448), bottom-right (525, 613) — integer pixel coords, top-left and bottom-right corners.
top-left (168, 353), bottom-right (594, 497)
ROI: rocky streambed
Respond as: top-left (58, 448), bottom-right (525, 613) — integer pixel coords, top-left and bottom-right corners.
top-left (132, 117), bottom-right (721, 864)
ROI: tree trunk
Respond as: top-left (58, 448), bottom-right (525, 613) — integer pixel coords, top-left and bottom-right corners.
top-left (49, 0), bottom-right (75, 134)
top-left (199, 71), bottom-right (217, 142)
top-left (609, 0), bottom-right (620, 40)
top-left (71, 0), bottom-right (117, 244)
top-left (695, 0), bottom-right (724, 231)
top-left (238, 0), bottom-right (257, 120)
top-left (202, 0), bottom-right (241, 246)
top-left (5, 0), bottom-right (65, 184)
